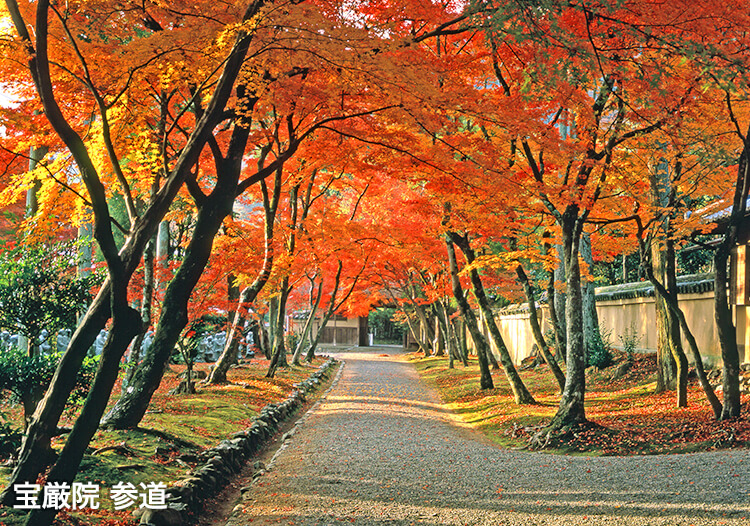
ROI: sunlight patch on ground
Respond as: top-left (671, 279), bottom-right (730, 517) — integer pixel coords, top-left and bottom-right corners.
top-left (319, 394), bottom-right (473, 429)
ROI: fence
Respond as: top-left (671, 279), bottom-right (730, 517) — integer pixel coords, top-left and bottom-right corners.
top-left (489, 276), bottom-right (732, 367)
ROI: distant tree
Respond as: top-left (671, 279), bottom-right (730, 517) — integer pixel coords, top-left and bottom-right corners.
top-left (173, 314), bottom-right (226, 394)
top-left (368, 308), bottom-right (404, 344)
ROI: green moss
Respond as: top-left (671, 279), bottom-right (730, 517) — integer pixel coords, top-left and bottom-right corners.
top-left (0, 358), bottom-right (336, 525)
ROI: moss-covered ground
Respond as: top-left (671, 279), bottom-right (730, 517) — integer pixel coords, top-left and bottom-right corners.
top-left (413, 351), bottom-right (750, 456)
top-left (0, 356), bottom-right (336, 526)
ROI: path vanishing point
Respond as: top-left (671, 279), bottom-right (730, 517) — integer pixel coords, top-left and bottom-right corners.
top-left (226, 346), bottom-right (750, 526)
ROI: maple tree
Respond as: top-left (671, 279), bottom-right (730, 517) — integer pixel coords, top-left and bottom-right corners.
top-left (205, 165), bottom-right (282, 384)
top-left (0, 1), bottom-right (484, 520)
top-left (455, 0), bottom-right (711, 435)
top-left (1, 2), bottom-right (750, 522)
top-left (0, 0), bottom-right (303, 516)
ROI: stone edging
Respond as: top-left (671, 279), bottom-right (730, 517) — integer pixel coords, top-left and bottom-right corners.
top-left (223, 359), bottom-right (347, 524)
top-left (138, 357), bottom-right (338, 526)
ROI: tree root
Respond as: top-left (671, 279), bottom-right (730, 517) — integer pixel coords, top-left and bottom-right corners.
top-left (526, 421), bottom-right (602, 451)
top-left (92, 442), bottom-right (139, 457)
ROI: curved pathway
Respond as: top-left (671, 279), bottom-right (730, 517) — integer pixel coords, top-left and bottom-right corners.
top-left (228, 346), bottom-right (750, 525)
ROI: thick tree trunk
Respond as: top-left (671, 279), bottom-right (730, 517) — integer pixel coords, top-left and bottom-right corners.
top-left (641, 230), bottom-right (722, 419)
top-left (124, 236), bottom-right (157, 388)
top-left (549, 213), bottom-right (587, 429)
top-left (516, 265), bottom-right (566, 392)
top-left (715, 147), bottom-right (749, 419)
top-left (102, 195), bottom-right (237, 429)
top-left (445, 235), bottom-right (493, 390)
top-left (652, 237), bottom-right (687, 405)
top-left (23, 302), bottom-right (142, 526)
top-left (648, 155), bottom-right (684, 400)
top-left (451, 233), bottom-right (532, 402)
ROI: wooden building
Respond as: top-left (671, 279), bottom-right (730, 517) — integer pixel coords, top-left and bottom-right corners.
top-left (290, 313), bottom-right (370, 347)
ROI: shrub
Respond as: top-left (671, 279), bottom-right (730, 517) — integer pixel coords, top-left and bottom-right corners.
top-left (618, 324), bottom-right (641, 362)
top-left (0, 410), bottom-right (22, 459)
top-left (0, 347), bottom-right (100, 425)
top-left (587, 327), bottom-right (613, 369)
top-left (0, 240), bottom-right (102, 355)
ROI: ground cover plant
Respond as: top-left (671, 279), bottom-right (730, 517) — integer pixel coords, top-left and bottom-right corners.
top-left (413, 352), bottom-right (750, 456)
top-left (0, 356), bottom-right (336, 526)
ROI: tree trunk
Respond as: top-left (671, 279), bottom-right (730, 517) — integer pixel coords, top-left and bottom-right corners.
top-left (292, 278), bottom-right (323, 365)
top-left (580, 234), bottom-right (601, 364)
top-left (305, 263), bottom-right (345, 363)
top-left (21, 385), bottom-right (44, 431)
top-left (553, 244), bottom-right (567, 361)
top-left (409, 284), bottom-right (434, 356)
top-left (258, 321), bottom-right (271, 359)
top-left (515, 265), bottom-right (566, 392)
top-left (208, 285), bottom-right (261, 383)
top-left (653, 237), bottom-right (688, 405)
top-left (268, 296), bottom-right (279, 355)
top-left (124, 235), bottom-right (157, 388)
top-left (545, 255), bottom-right (566, 362)
top-left (102, 193), bottom-right (238, 429)
top-left (451, 232), bottom-right (532, 402)
top-left (716, 249), bottom-right (741, 419)
top-left (445, 235), bottom-right (493, 390)
top-left (648, 154), bottom-right (685, 400)
top-left (478, 308), bottom-right (501, 370)
top-left (435, 300), bottom-right (456, 368)
top-left (208, 170), bottom-right (280, 383)
top-left (715, 145), bottom-right (749, 419)
top-left (404, 309), bottom-right (431, 353)
top-left (640, 228), bottom-right (722, 419)
top-left (453, 318), bottom-right (470, 366)
top-left (266, 280), bottom-right (291, 378)
top-left (303, 312), bottom-right (328, 363)
top-left (654, 291), bottom-right (679, 393)
top-left (432, 308), bottom-right (445, 356)
top-left (549, 212), bottom-right (588, 429)
top-left (23, 302), bottom-right (142, 526)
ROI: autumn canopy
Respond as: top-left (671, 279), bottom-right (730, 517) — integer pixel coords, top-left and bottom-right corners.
top-left (0, 0), bottom-right (749, 524)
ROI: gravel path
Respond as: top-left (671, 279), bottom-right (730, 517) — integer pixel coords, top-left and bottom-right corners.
top-left (227, 346), bottom-right (750, 525)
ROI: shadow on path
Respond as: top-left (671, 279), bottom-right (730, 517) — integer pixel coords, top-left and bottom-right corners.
top-left (227, 346), bottom-right (750, 525)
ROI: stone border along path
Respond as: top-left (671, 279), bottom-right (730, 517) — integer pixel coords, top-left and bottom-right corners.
top-left (225, 345), bottom-right (750, 526)
top-left (139, 357), bottom-right (339, 526)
